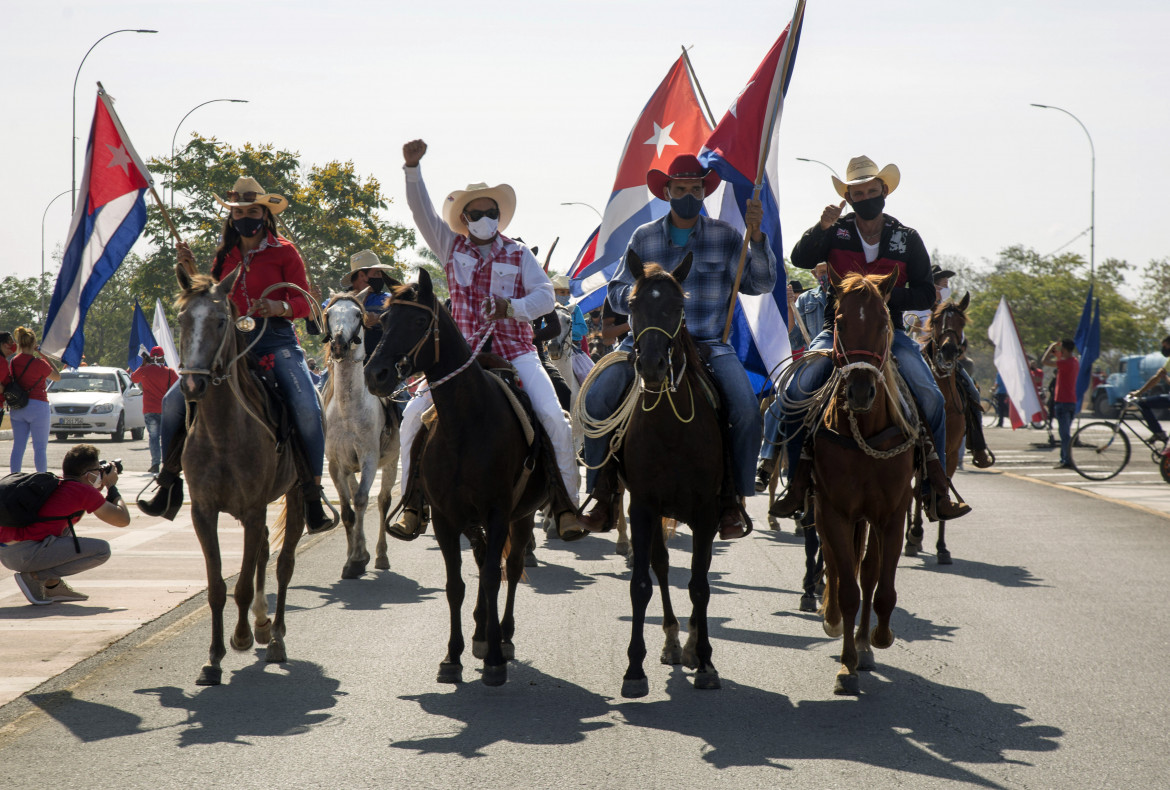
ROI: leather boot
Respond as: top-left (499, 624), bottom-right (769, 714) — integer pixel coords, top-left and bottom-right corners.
top-left (387, 490), bottom-right (425, 541)
top-left (770, 451), bottom-right (812, 518)
top-left (922, 454), bottom-right (971, 521)
top-left (578, 462), bottom-right (619, 533)
top-left (718, 496), bottom-right (752, 540)
top-left (137, 469), bottom-right (184, 521)
top-left (555, 510), bottom-right (588, 542)
top-left (754, 456), bottom-right (776, 493)
top-left (304, 484), bottom-right (339, 535)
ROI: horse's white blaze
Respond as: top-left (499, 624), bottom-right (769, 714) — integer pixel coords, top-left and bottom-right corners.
top-left (859, 304), bottom-right (866, 323)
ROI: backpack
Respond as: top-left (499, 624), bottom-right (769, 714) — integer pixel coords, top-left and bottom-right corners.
top-left (3, 357), bottom-right (45, 411)
top-left (0, 472), bottom-right (83, 552)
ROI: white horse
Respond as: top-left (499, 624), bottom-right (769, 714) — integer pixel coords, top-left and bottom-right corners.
top-left (546, 304), bottom-right (583, 456)
top-left (323, 293), bottom-right (401, 579)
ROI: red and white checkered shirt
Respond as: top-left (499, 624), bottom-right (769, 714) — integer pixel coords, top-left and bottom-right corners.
top-left (447, 234), bottom-right (534, 361)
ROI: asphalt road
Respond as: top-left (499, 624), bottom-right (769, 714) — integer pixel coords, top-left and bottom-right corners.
top-left (1, 424), bottom-right (1168, 789)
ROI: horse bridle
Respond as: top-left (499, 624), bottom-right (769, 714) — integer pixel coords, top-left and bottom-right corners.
top-left (832, 322), bottom-right (890, 375)
top-left (383, 296), bottom-right (496, 391)
top-left (325, 298), bottom-right (366, 359)
top-left (931, 306), bottom-right (964, 375)
top-left (632, 310), bottom-right (685, 394)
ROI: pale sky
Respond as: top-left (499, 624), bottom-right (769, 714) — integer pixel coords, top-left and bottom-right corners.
top-left (2, 0), bottom-right (1167, 291)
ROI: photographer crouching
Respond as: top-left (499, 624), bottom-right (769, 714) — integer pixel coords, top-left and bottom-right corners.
top-left (0, 444), bottom-right (130, 605)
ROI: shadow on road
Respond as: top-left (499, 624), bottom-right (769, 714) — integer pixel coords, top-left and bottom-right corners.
top-left (291, 571), bottom-right (444, 612)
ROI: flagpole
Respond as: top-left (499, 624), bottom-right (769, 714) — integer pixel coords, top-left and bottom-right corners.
top-left (680, 46), bottom-right (717, 128)
top-left (721, 0), bottom-right (806, 343)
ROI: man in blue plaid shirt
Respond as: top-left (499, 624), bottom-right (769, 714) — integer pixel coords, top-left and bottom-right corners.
top-left (578, 154), bottom-right (776, 539)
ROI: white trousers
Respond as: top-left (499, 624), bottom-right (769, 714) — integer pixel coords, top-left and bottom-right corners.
top-left (399, 351), bottom-right (580, 507)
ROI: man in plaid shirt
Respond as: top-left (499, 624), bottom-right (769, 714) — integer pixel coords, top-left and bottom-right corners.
top-left (578, 154), bottom-right (776, 539)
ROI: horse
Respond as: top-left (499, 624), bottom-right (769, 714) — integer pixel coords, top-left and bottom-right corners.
top-left (174, 267), bottom-right (306, 686)
top-left (322, 293), bottom-right (401, 579)
top-left (546, 303), bottom-right (583, 456)
top-left (812, 270), bottom-right (917, 695)
top-left (904, 295), bottom-right (969, 565)
top-left (617, 250), bottom-right (725, 698)
top-left (363, 270), bottom-right (568, 687)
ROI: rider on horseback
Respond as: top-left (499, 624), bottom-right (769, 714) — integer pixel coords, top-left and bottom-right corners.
top-left (578, 153), bottom-right (774, 540)
top-left (771, 156), bottom-right (971, 523)
top-left (138, 176), bottom-right (337, 534)
top-left (390, 140), bottom-right (586, 541)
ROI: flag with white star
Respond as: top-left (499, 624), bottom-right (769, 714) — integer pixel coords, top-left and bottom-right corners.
top-left (43, 86), bottom-right (151, 366)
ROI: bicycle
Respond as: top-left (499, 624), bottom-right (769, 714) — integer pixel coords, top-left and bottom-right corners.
top-left (1069, 395), bottom-right (1170, 482)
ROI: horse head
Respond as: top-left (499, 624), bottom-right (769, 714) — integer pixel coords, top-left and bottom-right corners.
top-left (929, 292), bottom-right (970, 373)
top-left (831, 269), bottom-right (898, 413)
top-left (175, 265), bottom-right (241, 402)
top-left (627, 249), bottom-right (692, 391)
top-left (547, 303), bottom-right (574, 361)
top-left (325, 288), bottom-right (369, 363)
top-left (364, 268), bottom-right (442, 397)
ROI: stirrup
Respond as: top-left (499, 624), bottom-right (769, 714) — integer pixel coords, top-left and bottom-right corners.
top-left (386, 509), bottom-right (423, 541)
top-left (556, 511), bottom-right (589, 542)
top-left (304, 485), bottom-right (340, 535)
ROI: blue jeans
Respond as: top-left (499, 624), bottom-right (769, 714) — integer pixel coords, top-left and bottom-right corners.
top-left (582, 338), bottom-right (762, 497)
top-left (780, 327), bottom-right (947, 476)
top-left (9, 399), bottom-right (51, 474)
top-left (1054, 401), bottom-right (1076, 464)
top-left (144, 412), bottom-right (163, 468)
top-left (1137, 393), bottom-right (1170, 438)
top-left (161, 321), bottom-right (325, 478)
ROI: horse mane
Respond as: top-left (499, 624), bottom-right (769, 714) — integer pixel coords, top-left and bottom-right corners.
top-left (834, 270), bottom-right (883, 300)
top-left (175, 273), bottom-right (232, 311)
top-left (628, 263), bottom-right (673, 300)
top-left (926, 298), bottom-right (968, 335)
top-left (328, 291), bottom-right (366, 313)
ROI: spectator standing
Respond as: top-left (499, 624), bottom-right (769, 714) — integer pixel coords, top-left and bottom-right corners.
top-left (5, 327), bottom-right (61, 473)
top-left (1042, 339), bottom-right (1079, 468)
top-left (130, 346), bottom-right (178, 474)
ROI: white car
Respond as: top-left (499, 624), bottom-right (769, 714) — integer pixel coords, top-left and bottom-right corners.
top-left (47, 366), bottom-right (146, 442)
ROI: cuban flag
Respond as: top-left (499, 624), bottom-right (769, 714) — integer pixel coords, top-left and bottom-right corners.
top-left (1073, 284), bottom-right (1100, 409)
top-left (699, 3), bottom-right (805, 394)
top-left (43, 86), bottom-right (151, 367)
top-left (126, 298), bottom-right (157, 372)
top-left (567, 55), bottom-right (712, 312)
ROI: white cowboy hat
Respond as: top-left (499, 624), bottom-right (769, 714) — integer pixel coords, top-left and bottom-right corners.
top-left (213, 175), bottom-right (289, 215)
top-left (831, 155), bottom-right (901, 198)
top-left (342, 249), bottom-right (400, 286)
top-left (550, 274), bottom-right (571, 290)
top-left (441, 182), bottom-right (516, 236)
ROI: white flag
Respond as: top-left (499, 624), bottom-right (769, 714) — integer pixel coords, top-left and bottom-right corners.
top-left (987, 297), bottom-right (1043, 426)
top-left (152, 298), bottom-right (179, 371)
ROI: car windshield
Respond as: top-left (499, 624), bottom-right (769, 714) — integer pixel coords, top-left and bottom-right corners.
top-left (49, 373), bottom-right (119, 394)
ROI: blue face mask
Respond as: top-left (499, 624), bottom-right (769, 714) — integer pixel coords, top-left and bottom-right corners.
top-left (555, 293), bottom-right (569, 305)
top-left (669, 194), bottom-right (703, 220)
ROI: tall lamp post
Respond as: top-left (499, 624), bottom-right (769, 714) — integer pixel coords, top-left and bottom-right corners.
top-left (72, 28), bottom-right (157, 211)
top-left (1031, 103), bottom-right (1095, 279)
top-left (170, 98), bottom-right (249, 208)
top-left (795, 157), bottom-right (840, 178)
top-left (41, 189), bottom-right (72, 325)
top-left (560, 201), bottom-right (603, 222)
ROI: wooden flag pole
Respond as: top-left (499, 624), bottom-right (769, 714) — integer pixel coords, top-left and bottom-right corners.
top-left (719, 0), bottom-right (807, 343)
top-left (680, 45), bottom-right (717, 129)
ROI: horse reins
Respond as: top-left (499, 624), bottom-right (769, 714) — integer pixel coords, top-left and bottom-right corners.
top-left (632, 311), bottom-right (695, 422)
top-left (383, 297), bottom-right (494, 393)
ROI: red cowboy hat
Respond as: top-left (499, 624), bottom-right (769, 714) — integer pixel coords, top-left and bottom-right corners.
top-left (646, 154), bottom-right (721, 198)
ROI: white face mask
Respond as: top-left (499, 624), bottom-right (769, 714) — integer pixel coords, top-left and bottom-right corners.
top-left (939, 286), bottom-right (952, 302)
top-left (466, 216), bottom-right (499, 240)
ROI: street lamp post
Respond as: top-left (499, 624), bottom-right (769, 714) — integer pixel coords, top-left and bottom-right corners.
top-left (561, 201), bottom-right (603, 222)
top-left (170, 99), bottom-right (249, 208)
top-left (1031, 103), bottom-right (1095, 279)
top-left (72, 29), bottom-right (157, 211)
top-left (795, 157), bottom-right (840, 178)
top-left (41, 189), bottom-right (72, 325)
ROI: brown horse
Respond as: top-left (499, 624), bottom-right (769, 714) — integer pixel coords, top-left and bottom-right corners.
top-left (618, 250), bottom-right (726, 698)
top-left (174, 268), bottom-right (305, 686)
top-left (904, 295), bottom-right (969, 564)
top-left (813, 270), bottom-right (917, 695)
top-left (363, 270), bottom-right (567, 687)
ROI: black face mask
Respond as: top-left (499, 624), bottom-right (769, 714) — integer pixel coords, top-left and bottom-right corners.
top-left (851, 195), bottom-right (885, 222)
top-left (1162, 346), bottom-right (1170, 358)
top-left (232, 216), bottom-right (265, 238)
top-left (670, 194), bottom-right (704, 220)
top-left (367, 278), bottom-right (384, 293)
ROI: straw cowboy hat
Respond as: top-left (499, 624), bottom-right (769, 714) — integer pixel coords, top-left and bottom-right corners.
top-left (342, 249), bottom-right (400, 287)
top-left (550, 274), bottom-right (571, 290)
top-left (441, 182), bottom-right (516, 236)
top-left (831, 155), bottom-right (901, 198)
top-left (213, 175), bottom-right (289, 215)
top-left (646, 153), bottom-right (721, 197)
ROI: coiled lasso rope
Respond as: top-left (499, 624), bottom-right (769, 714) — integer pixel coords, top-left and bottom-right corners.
top-left (573, 352), bottom-right (642, 471)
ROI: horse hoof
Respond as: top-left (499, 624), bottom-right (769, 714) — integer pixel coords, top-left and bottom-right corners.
top-left (857, 646), bottom-right (876, 671)
top-left (903, 542), bottom-right (919, 557)
top-left (621, 677), bottom-right (649, 698)
top-left (482, 663), bottom-right (507, 687)
top-left (823, 618), bottom-right (844, 638)
top-left (341, 561), bottom-right (367, 580)
top-left (502, 641), bottom-right (515, 661)
top-left (374, 556), bottom-right (390, 571)
top-left (834, 671), bottom-right (861, 696)
top-left (694, 670), bottom-right (721, 690)
top-left (254, 619), bottom-right (272, 645)
top-left (195, 665), bottom-right (222, 686)
top-left (871, 626), bottom-right (895, 650)
top-left (472, 639), bottom-right (488, 660)
top-left (615, 540), bottom-right (630, 556)
top-left (660, 644), bottom-right (683, 665)
top-left (524, 551), bottom-right (537, 568)
top-left (437, 662), bottom-right (463, 684)
top-left (681, 647), bottom-right (698, 670)
top-left (937, 549), bottom-right (953, 565)
top-left (230, 632), bottom-right (253, 652)
top-left (799, 593), bottom-right (818, 613)
top-left (767, 515), bottom-right (778, 530)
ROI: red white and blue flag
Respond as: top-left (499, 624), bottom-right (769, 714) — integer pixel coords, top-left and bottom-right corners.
top-left (699, 3), bottom-right (805, 393)
top-left (43, 86), bottom-right (150, 366)
top-left (567, 56), bottom-right (712, 311)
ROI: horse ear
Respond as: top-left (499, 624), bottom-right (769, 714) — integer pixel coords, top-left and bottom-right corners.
top-left (176, 264), bottom-right (192, 292)
top-left (958, 291), bottom-right (970, 311)
top-left (626, 248), bottom-right (644, 280)
top-left (418, 268), bottom-right (433, 303)
top-left (673, 252), bottom-right (694, 284)
top-left (828, 266), bottom-right (844, 289)
top-left (216, 266), bottom-right (241, 297)
top-left (355, 286), bottom-right (371, 301)
top-left (877, 270), bottom-right (899, 301)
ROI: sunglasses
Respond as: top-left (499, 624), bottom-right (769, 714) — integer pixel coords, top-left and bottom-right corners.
top-left (463, 207), bottom-right (500, 222)
top-left (225, 191), bottom-right (261, 203)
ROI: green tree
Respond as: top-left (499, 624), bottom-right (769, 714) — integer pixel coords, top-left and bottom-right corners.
top-left (0, 274), bottom-right (50, 333)
top-left (1138, 256), bottom-right (1170, 335)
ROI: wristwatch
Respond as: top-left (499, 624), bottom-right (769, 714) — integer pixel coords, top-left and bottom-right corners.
top-left (280, 300), bottom-right (290, 316)
top-left (504, 300), bottom-right (514, 318)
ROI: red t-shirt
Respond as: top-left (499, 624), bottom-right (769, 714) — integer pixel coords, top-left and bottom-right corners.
top-left (1054, 356), bottom-right (1080, 404)
top-left (0, 479), bottom-right (105, 543)
top-left (5, 354), bottom-right (54, 402)
top-left (130, 363), bottom-right (178, 414)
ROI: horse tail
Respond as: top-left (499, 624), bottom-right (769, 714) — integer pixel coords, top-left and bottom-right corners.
top-left (662, 517), bottom-right (678, 539)
top-left (269, 495), bottom-right (289, 553)
top-left (501, 528), bottom-right (529, 583)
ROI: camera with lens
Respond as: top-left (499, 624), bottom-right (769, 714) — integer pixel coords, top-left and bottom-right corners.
top-left (99, 458), bottom-right (124, 476)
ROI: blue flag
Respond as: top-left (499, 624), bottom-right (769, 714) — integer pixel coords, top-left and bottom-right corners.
top-left (127, 298), bottom-right (157, 372)
top-left (1074, 296), bottom-right (1100, 407)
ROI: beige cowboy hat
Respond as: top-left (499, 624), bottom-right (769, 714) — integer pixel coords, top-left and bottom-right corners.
top-left (550, 273), bottom-right (571, 290)
top-left (831, 155), bottom-right (901, 198)
top-left (342, 249), bottom-right (400, 287)
top-left (213, 175), bottom-right (289, 215)
top-left (441, 182), bottom-right (516, 236)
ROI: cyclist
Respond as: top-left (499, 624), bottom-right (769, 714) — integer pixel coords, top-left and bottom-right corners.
top-left (1127, 335), bottom-right (1170, 446)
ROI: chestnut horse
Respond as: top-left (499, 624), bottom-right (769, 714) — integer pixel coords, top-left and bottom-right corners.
top-left (905, 295), bottom-right (970, 564)
top-left (814, 271), bottom-right (917, 695)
